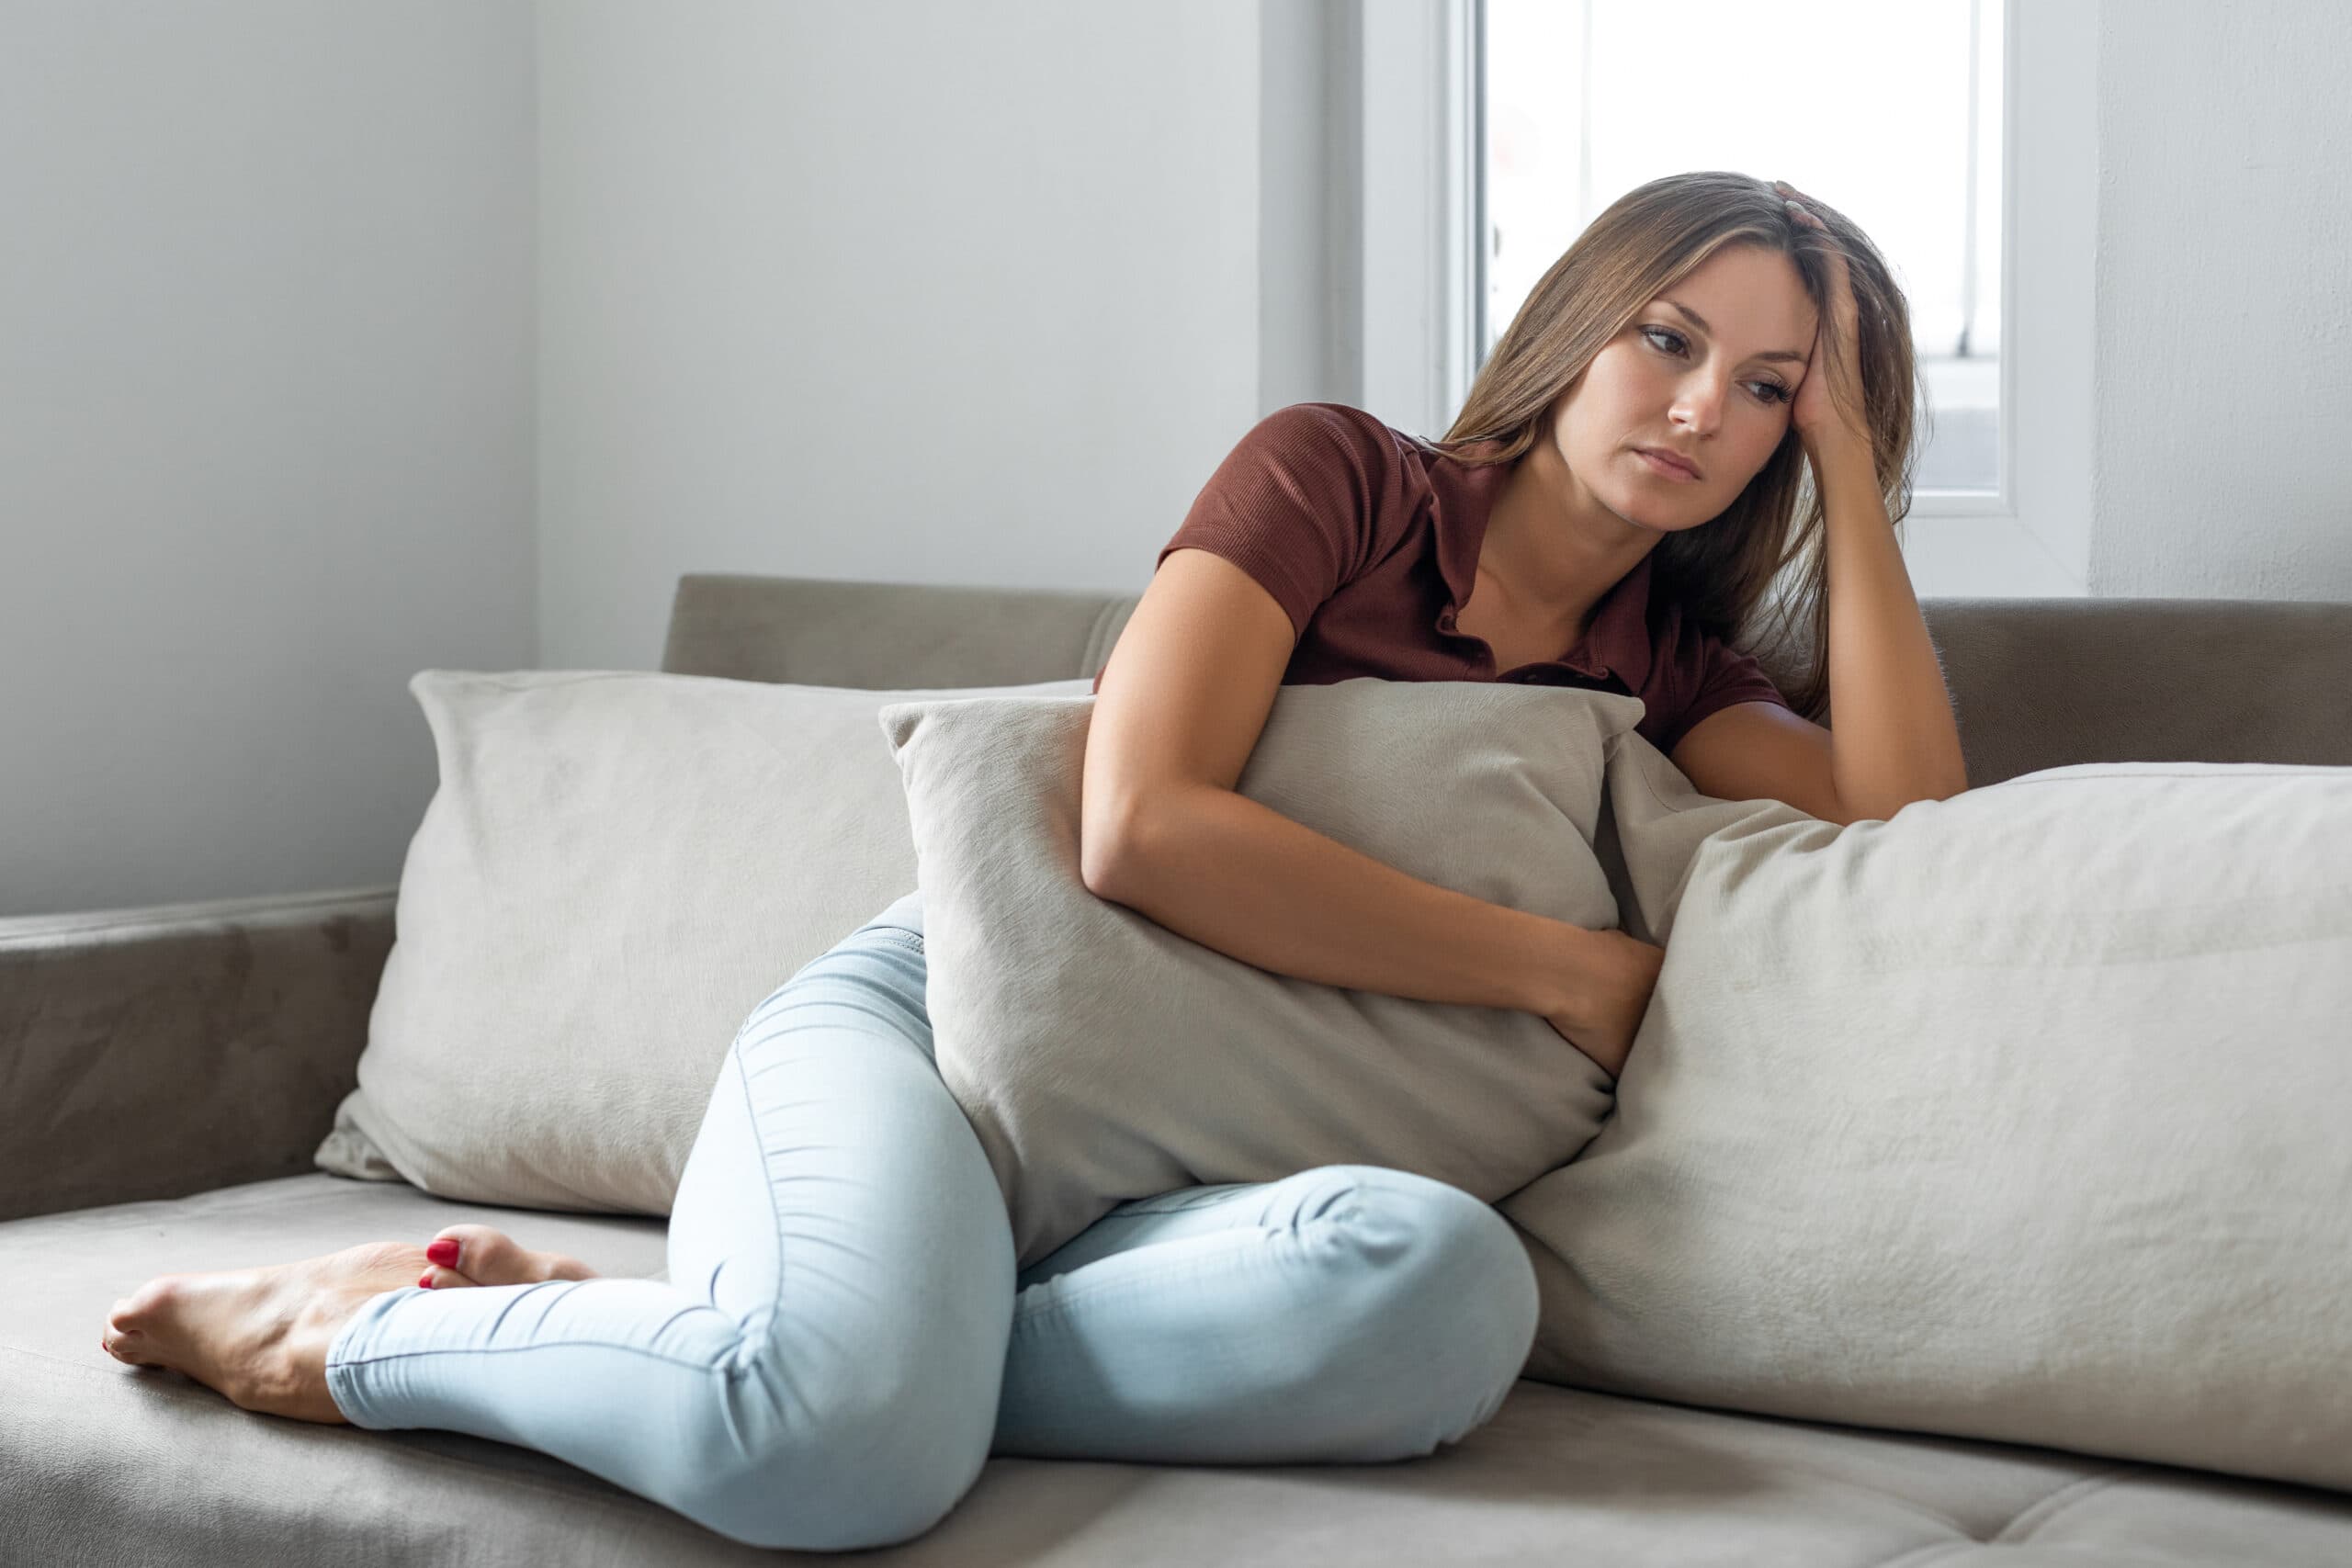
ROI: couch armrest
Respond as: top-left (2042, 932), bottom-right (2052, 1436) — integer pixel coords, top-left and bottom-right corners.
top-left (0, 886), bottom-right (396, 1220)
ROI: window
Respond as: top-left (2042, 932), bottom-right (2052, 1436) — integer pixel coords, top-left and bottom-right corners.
top-left (1487, 0), bottom-right (2003, 495)
top-left (1350, 0), bottom-right (2094, 596)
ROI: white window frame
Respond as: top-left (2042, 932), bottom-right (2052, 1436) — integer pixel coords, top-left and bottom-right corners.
top-left (1352, 0), bottom-right (2094, 597)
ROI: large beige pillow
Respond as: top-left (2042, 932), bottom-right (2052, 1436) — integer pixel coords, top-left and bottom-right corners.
top-left (1503, 731), bottom-right (2352, 1495)
top-left (879, 679), bottom-right (1645, 1270)
top-left (315, 668), bottom-right (1092, 1213)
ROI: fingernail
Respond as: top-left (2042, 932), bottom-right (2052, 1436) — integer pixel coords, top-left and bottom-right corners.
top-left (417, 1272), bottom-right (435, 1290)
top-left (425, 1238), bottom-right (460, 1269)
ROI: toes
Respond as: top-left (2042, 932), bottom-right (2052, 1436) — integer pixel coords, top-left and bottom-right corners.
top-left (100, 1317), bottom-right (158, 1366)
top-left (425, 1224), bottom-right (529, 1286)
top-left (424, 1224), bottom-right (599, 1286)
top-left (107, 1279), bottom-right (172, 1332)
top-left (104, 1290), bottom-right (159, 1362)
top-left (415, 1263), bottom-right (481, 1291)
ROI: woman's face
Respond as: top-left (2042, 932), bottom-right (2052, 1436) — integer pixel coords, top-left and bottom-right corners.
top-left (1548, 243), bottom-right (1817, 532)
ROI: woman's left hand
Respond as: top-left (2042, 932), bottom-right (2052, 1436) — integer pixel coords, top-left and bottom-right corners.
top-left (1774, 181), bottom-right (1870, 461)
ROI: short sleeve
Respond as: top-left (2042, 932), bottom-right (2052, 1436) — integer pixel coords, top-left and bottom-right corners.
top-left (1148, 403), bottom-right (1399, 643)
top-left (1650, 632), bottom-right (1793, 758)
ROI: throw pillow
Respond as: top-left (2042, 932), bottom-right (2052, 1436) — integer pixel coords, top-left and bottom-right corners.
top-left (1501, 730), bottom-right (2352, 1495)
top-left (878, 679), bottom-right (1645, 1270)
top-left (314, 668), bottom-right (1092, 1213)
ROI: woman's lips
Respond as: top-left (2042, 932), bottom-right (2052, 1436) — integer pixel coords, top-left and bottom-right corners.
top-left (1636, 447), bottom-right (1702, 481)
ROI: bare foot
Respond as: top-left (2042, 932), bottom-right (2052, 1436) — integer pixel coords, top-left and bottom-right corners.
top-left (101, 1241), bottom-right (429, 1423)
top-left (417, 1224), bottom-right (600, 1291)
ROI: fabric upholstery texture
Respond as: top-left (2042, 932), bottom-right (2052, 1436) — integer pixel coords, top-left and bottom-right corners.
top-left (17, 1175), bottom-right (2352, 1567)
top-left (663, 575), bottom-right (2352, 784)
top-left (1503, 731), bottom-right (2352, 1495)
top-left (14, 576), bottom-right (2352, 1562)
top-left (313, 668), bottom-right (1090, 1215)
top-left (881, 680), bottom-right (1635, 1269)
top-left (0, 887), bottom-right (393, 1221)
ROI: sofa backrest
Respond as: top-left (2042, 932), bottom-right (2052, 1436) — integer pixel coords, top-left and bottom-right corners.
top-left (661, 572), bottom-right (2352, 789)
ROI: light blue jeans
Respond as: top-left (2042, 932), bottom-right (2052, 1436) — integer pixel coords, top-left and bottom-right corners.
top-left (323, 891), bottom-right (1540, 1552)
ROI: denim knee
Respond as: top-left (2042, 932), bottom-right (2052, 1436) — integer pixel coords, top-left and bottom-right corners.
top-left (864, 887), bottom-right (925, 942)
top-left (668, 1368), bottom-right (990, 1552)
top-left (747, 893), bottom-right (931, 1031)
top-left (1313, 1167), bottom-right (1540, 1452)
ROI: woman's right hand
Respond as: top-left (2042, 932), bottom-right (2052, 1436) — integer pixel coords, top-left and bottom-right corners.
top-left (1544, 926), bottom-right (1666, 1081)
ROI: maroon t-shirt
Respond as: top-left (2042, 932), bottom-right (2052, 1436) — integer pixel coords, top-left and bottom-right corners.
top-left (1093, 401), bottom-right (1792, 758)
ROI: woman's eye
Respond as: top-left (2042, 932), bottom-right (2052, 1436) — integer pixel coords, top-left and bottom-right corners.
top-left (1640, 325), bottom-right (1792, 405)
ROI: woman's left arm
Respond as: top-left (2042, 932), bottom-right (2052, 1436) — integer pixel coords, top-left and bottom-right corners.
top-left (1809, 435), bottom-right (1971, 821)
top-left (1781, 185), bottom-right (1969, 820)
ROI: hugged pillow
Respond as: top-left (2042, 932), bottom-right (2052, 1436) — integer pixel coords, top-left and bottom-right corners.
top-left (1502, 732), bottom-right (2352, 1495)
top-left (879, 679), bottom-right (1645, 1270)
top-left (315, 668), bottom-right (1091, 1213)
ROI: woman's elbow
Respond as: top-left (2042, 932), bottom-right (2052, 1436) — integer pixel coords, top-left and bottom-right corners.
top-left (1079, 801), bottom-right (1152, 898)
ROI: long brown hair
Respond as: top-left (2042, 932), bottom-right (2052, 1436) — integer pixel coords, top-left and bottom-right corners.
top-left (1432, 170), bottom-right (1923, 723)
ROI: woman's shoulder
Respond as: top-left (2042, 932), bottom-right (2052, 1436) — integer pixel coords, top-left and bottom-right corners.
top-left (1243, 401), bottom-right (1408, 462)
top-left (1243, 401), bottom-right (1510, 489)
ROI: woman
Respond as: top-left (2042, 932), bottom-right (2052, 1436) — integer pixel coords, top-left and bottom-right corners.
top-left (99, 172), bottom-right (1964, 1551)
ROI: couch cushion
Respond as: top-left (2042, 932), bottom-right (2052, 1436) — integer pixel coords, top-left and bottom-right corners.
top-left (314, 670), bottom-right (1091, 1217)
top-left (0, 886), bottom-right (392, 1221)
top-left (881, 680), bottom-right (1634, 1269)
top-left (1507, 739), bottom-right (2352, 1495)
top-left (662, 574), bottom-right (2352, 784)
top-left (11, 1175), bottom-right (2352, 1565)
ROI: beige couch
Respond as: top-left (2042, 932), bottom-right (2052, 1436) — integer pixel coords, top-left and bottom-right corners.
top-left (8, 573), bottom-right (2352, 1566)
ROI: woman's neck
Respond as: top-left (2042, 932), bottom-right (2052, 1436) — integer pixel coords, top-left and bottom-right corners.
top-left (1478, 447), bottom-right (1659, 629)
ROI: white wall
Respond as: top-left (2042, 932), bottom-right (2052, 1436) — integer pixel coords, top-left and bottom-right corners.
top-left (0, 0), bottom-right (536, 919)
top-left (6, 0), bottom-right (2346, 918)
top-left (537, 0), bottom-right (2352, 675)
top-left (535, 0), bottom-right (1263, 671)
top-left (2088, 0), bottom-right (2351, 598)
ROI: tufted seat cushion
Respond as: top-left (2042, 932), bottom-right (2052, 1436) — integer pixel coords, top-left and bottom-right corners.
top-left (13, 1174), bottom-right (2352, 1566)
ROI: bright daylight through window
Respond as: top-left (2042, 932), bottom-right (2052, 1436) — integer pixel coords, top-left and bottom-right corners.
top-left (1483, 0), bottom-right (2003, 494)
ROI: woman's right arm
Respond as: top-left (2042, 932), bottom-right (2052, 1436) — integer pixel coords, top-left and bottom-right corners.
top-left (1080, 547), bottom-right (1662, 1077)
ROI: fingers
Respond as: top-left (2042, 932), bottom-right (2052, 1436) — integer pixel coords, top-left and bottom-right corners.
top-left (1772, 179), bottom-right (1830, 232)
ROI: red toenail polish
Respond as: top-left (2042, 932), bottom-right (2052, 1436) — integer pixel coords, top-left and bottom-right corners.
top-left (426, 1238), bottom-right (460, 1268)
top-left (417, 1272), bottom-right (435, 1290)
